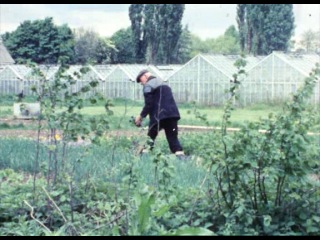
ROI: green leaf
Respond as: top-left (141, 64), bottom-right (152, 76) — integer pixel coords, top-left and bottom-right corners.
top-left (60, 195), bottom-right (66, 202)
top-left (263, 215), bottom-right (272, 227)
top-left (89, 98), bottom-right (97, 104)
top-left (137, 192), bottom-right (155, 234)
top-left (299, 212), bottom-right (307, 220)
top-left (153, 205), bottom-right (170, 218)
top-left (236, 205), bottom-right (244, 215)
top-left (312, 216), bottom-right (320, 223)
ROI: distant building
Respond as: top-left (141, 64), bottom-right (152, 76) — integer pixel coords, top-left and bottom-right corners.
top-left (0, 36), bottom-right (15, 67)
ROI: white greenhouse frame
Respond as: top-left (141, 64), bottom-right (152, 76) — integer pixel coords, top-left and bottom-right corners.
top-left (166, 54), bottom-right (262, 105)
top-left (240, 52), bottom-right (320, 105)
top-left (0, 53), bottom-right (318, 106)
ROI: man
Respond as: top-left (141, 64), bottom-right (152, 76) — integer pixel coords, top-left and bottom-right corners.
top-left (135, 69), bottom-right (185, 156)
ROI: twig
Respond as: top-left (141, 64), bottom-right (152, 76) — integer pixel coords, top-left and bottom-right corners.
top-left (24, 200), bottom-right (52, 233)
top-left (93, 210), bottom-right (127, 231)
top-left (42, 186), bottom-right (67, 223)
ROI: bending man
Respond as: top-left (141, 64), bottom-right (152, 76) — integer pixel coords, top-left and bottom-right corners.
top-left (135, 69), bottom-right (184, 156)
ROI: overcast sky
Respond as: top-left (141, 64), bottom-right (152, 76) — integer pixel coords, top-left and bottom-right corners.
top-left (0, 4), bottom-right (319, 42)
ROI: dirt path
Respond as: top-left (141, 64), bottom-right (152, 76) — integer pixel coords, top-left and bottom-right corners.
top-left (1, 118), bottom-right (319, 139)
top-left (0, 118), bottom-right (142, 139)
top-left (0, 129), bottom-right (146, 139)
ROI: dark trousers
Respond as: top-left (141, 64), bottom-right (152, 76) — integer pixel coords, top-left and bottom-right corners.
top-left (147, 118), bottom-right (183, 153)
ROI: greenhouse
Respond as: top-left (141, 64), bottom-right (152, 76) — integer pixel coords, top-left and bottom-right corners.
top-left (102, 64), bottom-right (181, 101)
top-left (166, 54), bottom-right (263, 105)
top-left (0, 53), bottom-right (318, 105)
top-left (37, 65), bottom-right (60, 81)
top-left (239, 52), bottom-right (320, 105)
top-left (0, 37), bottom-right (15, 66)
top-left (0, 65), bottom-right (39, 95)
top-left (64, 65), bottom-right (105, 96)
top-left (102, 64), bottom-right (138, 100)
top-left (0, 63), bottom-right (181, 99)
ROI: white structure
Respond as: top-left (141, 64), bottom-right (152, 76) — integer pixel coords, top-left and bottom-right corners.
top-left (0, 37), bottom-right (15, 66)
top-left (101, 64), bottom-right (181, 100)
top-left (166, 54), bottom-right (263, 105)
top-left (240, 52), bottom-right (320, 105)
top-left (0, 54), bottom-right (318, 106)
top-left (0, 65), bottom-right (36, 95)
top-left (13, 102), bottom-right (40, 119)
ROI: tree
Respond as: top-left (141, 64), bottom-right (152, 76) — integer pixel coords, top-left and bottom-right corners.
top-left (143, 4), bottom-right (161, 64)
top-left (2, 17), bottom-right (75, 64)
top-left (189, 34), bottom-right (212, 56)
top-left (172, 25), bottom-right (193, 64)
top-left (214, 25), bottom-right (240, 54)
top-left (188, 25), bottom-right (240, 56)
top-left (95, 38), bottom-right (116, 64)
top-left (129, 4), bottom-right (146, 63)
top-left (300, 29), bottom-right (320, 53)
top-left (237, 4), bottom-right (294, 55)
top-left (262, 5), bottom-right (295, 54)
top-left (129, 4), bottom-right (185, 64)
top-left (73, 28), bottom-right (115, 64)
top-left (156, 4), bottom-right (185, 64)
top-left (110, 28), bottom-right (135, 64)
top-left (237, 4), bottom-right (246, 53)
top-left (57, 24), bottom-right (76, 64)
top-left (224, 25), bottom-right (239, 42)
top-left (209, 36), bottom-right (240, 55)
top-left (74, 28), bottom-right (99, 64)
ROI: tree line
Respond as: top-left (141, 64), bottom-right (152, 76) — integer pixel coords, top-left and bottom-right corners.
top-left (1, 4), bottom-right (318, 65)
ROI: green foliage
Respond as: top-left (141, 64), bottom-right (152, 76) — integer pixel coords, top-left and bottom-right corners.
top-left (2, 17), bottom-right (75, 64)
top-left (189, 25), bottom-right (240, 56)
top-left (156, 4), bottom-right (185, 64)
top-left (189, 34), bottom-right (210, 56)
top-left (0, 122), bottom-right (25, 130)
top-left (57, 24), bottom-right (76, 64)
top-left (300, 30), bottom-right (320, 53)
top-left (129, 4), bottom-right (185, 64)
top-left (0, 60), bottom-right (319, 235)
top-left (0, 107), bottom-right (12, 118)
top-left (172, 25), bottom-right (193, 64)
top-left (209, 34), bottom-right (241, 55)
top-left (110, 27), bottom-right (135, 64)
top-left (95, 37), bottom-right (116, 64)
top-left (207, 62), bottom-right (320, 235)
top-left (27, 62), bottom-right (114, 191)
top-left (130, 186), bottom-right (156, 235)
top-left (237, 4), bottom-right (294, 55)
top-left (237, 4), bottom-right (246, 52)
top-left (129, 4), bottom-right (146, 63)
top-left (73, 28), bottom-right (116, 64)
top-left (0, 95), bottom-right (18, 106)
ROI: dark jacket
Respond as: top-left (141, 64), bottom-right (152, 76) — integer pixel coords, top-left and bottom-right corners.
top-left (140, 76), bottom-right (180, 127)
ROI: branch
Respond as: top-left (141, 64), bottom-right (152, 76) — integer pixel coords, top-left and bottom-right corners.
top-left (24, 200), bottom-right (52, 234)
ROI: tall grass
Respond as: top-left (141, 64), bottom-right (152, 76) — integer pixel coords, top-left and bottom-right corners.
top-left (0, 137), bottom-right (208, 188)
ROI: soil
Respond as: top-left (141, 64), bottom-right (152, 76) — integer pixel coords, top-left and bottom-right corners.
top-left (0, 117), bottom-right (137, 137)
top-left (0, 118), bottom-right (196, 139)
top-left (0, 128), bottom-right (145, 139)
top-left (0, 118), bottom-right (39, 138)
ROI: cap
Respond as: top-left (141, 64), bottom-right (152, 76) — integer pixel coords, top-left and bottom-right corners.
top-left (136, 69), bottom-right (148, 83)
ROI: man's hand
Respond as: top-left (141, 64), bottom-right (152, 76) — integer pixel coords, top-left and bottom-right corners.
top-left (135, 115), bottom-right (142, 127)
